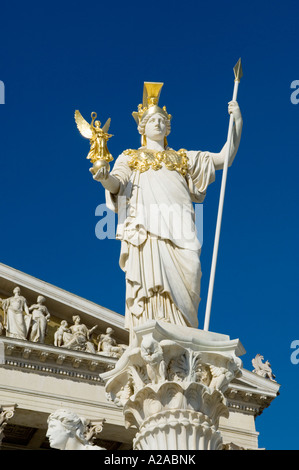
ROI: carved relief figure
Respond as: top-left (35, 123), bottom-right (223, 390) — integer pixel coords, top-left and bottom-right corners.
top-left (56, 315), bottom-right (97, 353)
top-left (97, 327), bottom-right (126, 358)
top-left (140, 335), bottom-right (167, 384)
top-left (252, 354), bottom-right (276, 381)
top-left (2, 287), bottom-right (31, 340)
top-left (46, 409), bottom-right (106, 450)
top-left (28, 295), bottom-right (51, 343)
top-left (91, 82), bottom-right (242, 340)
top-left (54, 320), bottom-right (70, 347)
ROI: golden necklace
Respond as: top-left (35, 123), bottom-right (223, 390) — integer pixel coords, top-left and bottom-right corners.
top-left (124, 148), bottom-right (189, 176)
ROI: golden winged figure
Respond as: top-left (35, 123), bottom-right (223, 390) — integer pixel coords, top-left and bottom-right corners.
top-left (74, 110), bottom-right (113, 173)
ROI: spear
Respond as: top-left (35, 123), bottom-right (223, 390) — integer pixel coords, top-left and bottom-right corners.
top-left (203, 58), bottom-right (243, 331)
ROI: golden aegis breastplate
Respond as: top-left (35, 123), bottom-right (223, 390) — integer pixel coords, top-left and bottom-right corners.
top-left (123, 148), bottom-right (189, 176)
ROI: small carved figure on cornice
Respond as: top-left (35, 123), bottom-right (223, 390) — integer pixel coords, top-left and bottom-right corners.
top-left (54, 320), bottom-right (70, 347)
top-left (55, 315), bottom-right (97, 353)
top-left (2, 287), bottom-right (31, 340)
top-left (97, 327), bottom-right (127, 358)
top-left (28, 295), bottom-right (51, 343)
top-left (252, 354), bottom-right (276, 382)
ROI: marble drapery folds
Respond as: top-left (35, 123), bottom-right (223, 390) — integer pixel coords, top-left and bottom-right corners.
top-left (105, 149), bottom-right (215, 336)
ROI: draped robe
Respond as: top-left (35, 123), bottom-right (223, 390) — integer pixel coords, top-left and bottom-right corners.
top-left (105, 148), bottom-right (215, 337)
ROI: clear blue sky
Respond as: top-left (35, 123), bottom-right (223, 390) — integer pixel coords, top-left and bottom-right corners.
top-left (1, 0), bottom-right (298, 450)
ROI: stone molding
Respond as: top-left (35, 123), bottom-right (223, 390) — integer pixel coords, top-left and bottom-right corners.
top-left (0, 337), bottom-right (118, 384)
top-left (225, 368), bottom-right (280, 418)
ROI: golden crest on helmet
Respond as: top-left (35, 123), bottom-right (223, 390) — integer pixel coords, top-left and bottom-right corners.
top-left (132, 82), bottom-right (172, 125)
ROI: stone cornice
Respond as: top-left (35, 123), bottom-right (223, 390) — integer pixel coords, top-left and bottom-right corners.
top-left (225, 368), bottom-right (280, 417)
top-left (0, 337), bottom-right (118, 384)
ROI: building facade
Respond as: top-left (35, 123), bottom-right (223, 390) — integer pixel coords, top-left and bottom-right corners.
top-left (0, 263), bottom-right (280, 450)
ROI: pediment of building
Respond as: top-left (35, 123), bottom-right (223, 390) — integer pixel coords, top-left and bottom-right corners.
top-left (0, 262), bottom-right (280, 417)
top-left (0, 262), bottom-right (130, 386)
top-left (0, 262), bottom-right (128, 352)
top-left (225, 368), bottom-right (280, 417)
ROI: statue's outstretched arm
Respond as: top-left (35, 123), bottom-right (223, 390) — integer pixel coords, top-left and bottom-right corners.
top-left (91, 168), bottom-right (120, 195)
top-left (209, 101), bottom-right (243, 171)
top-left (24, 300), bottom-right (30, 316)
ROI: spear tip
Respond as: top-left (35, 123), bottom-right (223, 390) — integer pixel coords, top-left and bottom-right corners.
top-left (234, 58), bottom-right (243, 82)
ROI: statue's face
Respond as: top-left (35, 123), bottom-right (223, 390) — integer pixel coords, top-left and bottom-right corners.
top-left (46, 419), bottom-right (70, 450)
top-left (144, 113), bottom-right (167, 142)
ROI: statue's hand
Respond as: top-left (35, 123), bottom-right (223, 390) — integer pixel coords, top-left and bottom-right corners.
top-left (228, 100), bottom-right (242, 122)
top-left (89, 168), bottom-right (120, 194)
top-left (89, 166), bottom-right (109, 181)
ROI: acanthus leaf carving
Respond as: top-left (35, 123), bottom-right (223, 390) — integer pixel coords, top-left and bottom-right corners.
top-left (101, 322), bottom-right (244, 451)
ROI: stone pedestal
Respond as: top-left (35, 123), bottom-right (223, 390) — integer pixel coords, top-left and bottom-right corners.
top-left (101, 321), bottom-right (245, 451)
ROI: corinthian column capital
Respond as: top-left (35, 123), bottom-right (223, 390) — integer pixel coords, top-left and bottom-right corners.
top-left (101, 321), bottom-right (244, 451)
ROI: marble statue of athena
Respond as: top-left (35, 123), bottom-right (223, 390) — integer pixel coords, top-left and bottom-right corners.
top-left (92, 83), bottom-right (243, 340)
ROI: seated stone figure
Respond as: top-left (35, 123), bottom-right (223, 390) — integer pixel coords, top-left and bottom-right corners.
top-left (97, 327), bottom-right (127, 358)
top-left (54, 315), bottom-right (97, 353)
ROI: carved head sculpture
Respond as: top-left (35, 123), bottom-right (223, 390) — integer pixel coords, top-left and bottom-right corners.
top-left (132, 82), bottom-right (172, 147)
top-left (72, 315), bottom-right (81, 325)
top-left (142, 113), bottom-right (171, 145)
top-left (37, 295), bottom-right (46, 304)
top-left (13, 286), bottom-right (21, 296)
top-left (46, 409), bottom-right (90, 450)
